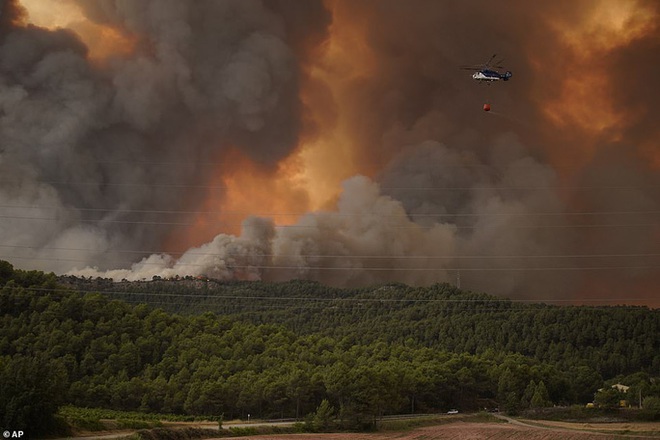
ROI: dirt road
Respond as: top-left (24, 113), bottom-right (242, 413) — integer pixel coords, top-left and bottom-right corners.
top-left (57, 416), bottom-right (660, 440)
top-left (221, 417), bottom-right (660, 440)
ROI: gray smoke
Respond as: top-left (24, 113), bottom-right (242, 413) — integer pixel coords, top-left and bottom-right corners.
top-left (1, 0), bottom-right (319, 272)
top-left (73, 138), bottom-right (573, 300)
top-left (2, 0), bottom-right (659, 304)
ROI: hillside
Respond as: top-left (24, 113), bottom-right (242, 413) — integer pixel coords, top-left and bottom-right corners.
top-left (58, 275), bottom-right (660, 379)
top-left (1, 261), bottom-right (659, 436)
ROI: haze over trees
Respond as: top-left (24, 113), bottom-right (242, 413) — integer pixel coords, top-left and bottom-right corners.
top-left (1, 261), bottom-right (659, 434)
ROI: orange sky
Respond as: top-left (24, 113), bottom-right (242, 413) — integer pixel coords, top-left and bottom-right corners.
top-left (535, 1), bottom-right (657, 171)
top-left (15, 0), bottom-right (660, 305)
top-left (20, 0), bottom-right (656, 225)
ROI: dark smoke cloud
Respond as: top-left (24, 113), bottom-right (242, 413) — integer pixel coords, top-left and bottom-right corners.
top-left (2, 0), bottom-right (659, 305)
top-left (1, 0), bottom-right (326, 271)
top-left (284, 0), bottom-right (660, 302)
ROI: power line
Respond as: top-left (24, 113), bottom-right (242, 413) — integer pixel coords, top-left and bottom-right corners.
top-left (2, 179), bottom-right (658, 191)
top-left (22, 287), bottom-right (650, 306)
top-left (22, 286), bottom-right (524, 302)
top-left (107, 300), bottom-right (651, 311)
top-left (20, 159), bottom-right (593, 169)
top-left (3, 254), bottom-right (660, 272)
top-left (3, 204), bottom-right (660, 218)
top-left (1, 214), bottom-right (658, 229)
top-left (2, 244), bottom-right (660, 260)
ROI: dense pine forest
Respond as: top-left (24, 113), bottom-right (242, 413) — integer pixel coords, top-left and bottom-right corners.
top-left (2, 260), bottom-right (660, 435)
top-left (58, 274), bottom-right (660, 379)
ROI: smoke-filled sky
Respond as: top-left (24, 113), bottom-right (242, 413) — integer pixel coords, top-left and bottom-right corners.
top-left (1, 0), bottom-right (659, 306)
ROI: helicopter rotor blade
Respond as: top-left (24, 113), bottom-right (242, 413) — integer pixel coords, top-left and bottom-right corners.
top-left (485, 53), bottom-right (498, 67)
top-left (461, 54), bottom-right (507, 72)
top-left (493, 57), bottom-right (505, 68)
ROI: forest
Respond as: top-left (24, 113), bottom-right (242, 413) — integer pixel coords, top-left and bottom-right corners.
top-left (2, 260), bottom-right (660, 435)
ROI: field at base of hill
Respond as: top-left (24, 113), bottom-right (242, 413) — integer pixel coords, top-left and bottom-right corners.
top-left (220, 420), bottom-right (660, 440)
top-left (69, 416), bottom-right (660, 440)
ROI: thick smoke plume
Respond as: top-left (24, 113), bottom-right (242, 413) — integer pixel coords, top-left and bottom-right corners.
top-left (2, 0), bottom-right (660, 305)
top-left (1, 0), bottom-right (326, 269)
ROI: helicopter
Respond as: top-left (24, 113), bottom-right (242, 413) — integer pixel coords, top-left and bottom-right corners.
top-left (460, 54), bottom-right (512, 83)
